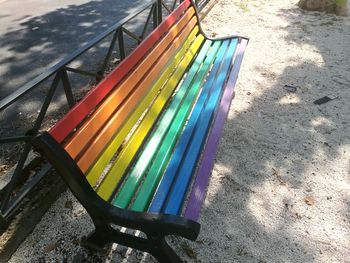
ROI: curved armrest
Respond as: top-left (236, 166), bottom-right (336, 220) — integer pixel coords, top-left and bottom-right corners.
top-left (31, 132), bottom-right (200, 241)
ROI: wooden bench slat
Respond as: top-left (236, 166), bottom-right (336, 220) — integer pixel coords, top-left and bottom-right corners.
top-left (112, 38), bottom-right (212, 209)
top-left (86, 26), bottom-right (200, 187)
top-left (95, 34), bottom-right (204, 201)
top-left (148, 40), bottom-right (230, 214)
top-left (64, 8), bottom-right (196, 162)
top-left (49, 0), bottom-right (191, 143)
top-left (184, 38), bottom-right (248, 221)
top-left (163, 39), bottom-right (238, 215)
top-left (130, 40), bottom-right (222, 213)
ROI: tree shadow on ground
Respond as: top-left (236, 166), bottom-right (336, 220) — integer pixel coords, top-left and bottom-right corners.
top-left (0, 0), bottom-right (148, 100)
top-left (181, 2), bottom-right (350, 262)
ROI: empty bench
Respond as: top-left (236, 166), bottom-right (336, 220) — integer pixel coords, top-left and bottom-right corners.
top-left (31, 0), bottom-right (248, 262)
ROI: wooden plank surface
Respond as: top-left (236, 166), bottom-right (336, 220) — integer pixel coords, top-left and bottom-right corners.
top-left (113, 37), bottom-right (210, 209)
top-left (131, 40), bottom-right (222, 212)
top-left (65, 8), bottom-right (196, 163)
top-left (163, 39), bottom-right (238, 215)
top-left (148, 40), bottom-right (229, 213)
top-left (78, 19), bottom-right (198, 175)
top-left (86, 26), bottom-right (199, 187)
top-left (95, 34), bottom-right (203, 201)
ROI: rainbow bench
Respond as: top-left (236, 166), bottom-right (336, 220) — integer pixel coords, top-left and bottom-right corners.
top-left (32, 1), bottom-right (248, 262)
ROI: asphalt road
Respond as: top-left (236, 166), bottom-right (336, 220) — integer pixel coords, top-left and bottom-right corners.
top-left (0, 0), bottom-right (150, 101)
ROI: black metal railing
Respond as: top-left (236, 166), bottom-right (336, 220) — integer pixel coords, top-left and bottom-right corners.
top-left (0, 0), bottom-right (211, 229)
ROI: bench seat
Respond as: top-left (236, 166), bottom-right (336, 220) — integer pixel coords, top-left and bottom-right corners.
top-left (31, 1), bottom-right (248, 262)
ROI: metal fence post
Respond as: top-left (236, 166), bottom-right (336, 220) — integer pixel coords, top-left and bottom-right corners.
top-left (117, 28), bottom-right (126, 60)
top-left (61, 69), bottom-right (75, 108)
top-left (157, 0), bottom-right (162, 25)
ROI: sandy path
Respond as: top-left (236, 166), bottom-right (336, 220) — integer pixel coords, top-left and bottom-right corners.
top-left (9, 0), bottom-right (350, 262)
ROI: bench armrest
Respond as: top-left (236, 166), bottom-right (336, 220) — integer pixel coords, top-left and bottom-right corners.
top-left (31, 132), bottom-right (200, 241)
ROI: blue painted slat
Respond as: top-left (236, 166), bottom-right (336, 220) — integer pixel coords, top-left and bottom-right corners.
top-left (185, 38), bottom-right (248, 221)
top-left (148, 40), bottom-right (230, 213)
top-left (112, 39), bottom-right (212, 208)
top-left (163, 38), bottom-right (238, 215)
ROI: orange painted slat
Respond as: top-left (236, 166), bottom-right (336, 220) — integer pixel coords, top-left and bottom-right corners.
top-left (64, 7), bottom-right (196, 160)
top-left (77, 18), bottom-right (198, 173)
top-left (49, 1), bottom-right (191, 144)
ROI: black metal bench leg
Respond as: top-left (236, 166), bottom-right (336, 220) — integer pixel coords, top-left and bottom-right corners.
top-left (149, 238), bottom-right (183, 263)
top-left (81, 226), bottom-right (184, 263)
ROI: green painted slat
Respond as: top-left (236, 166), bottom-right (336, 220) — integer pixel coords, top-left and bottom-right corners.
top-left (164, 39), bottom-right (238, 215)
top-left (112, 39), bottom-right (212, 208)
top-left (131, 40), bottom-right (222, 212)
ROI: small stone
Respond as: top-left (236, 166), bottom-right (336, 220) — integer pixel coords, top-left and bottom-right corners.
top-left (64, 200), bottom-right (73, 209)
top-left (43, 242), bottom-right (59, 253)
top-left (304, 196), bottom-right (315, 206)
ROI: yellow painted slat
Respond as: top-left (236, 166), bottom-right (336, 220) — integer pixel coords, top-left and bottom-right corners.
top-left (96, 35), bottom-right (204, 201)
top-left (86, 26), bottom-right (199, 187)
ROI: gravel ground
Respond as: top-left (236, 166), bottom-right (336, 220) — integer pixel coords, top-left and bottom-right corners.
top-left (9, 0), bottom-right (350, 262)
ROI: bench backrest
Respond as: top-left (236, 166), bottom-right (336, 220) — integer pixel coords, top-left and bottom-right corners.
top-left (49, 1), bottom-right (199, 191)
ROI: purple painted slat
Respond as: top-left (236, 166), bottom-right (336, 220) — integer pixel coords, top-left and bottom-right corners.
top-left (184, 38), bottom-right (248, 221)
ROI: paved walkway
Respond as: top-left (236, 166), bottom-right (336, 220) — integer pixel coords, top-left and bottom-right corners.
top-left (0, 0), bottom-right (148, 100)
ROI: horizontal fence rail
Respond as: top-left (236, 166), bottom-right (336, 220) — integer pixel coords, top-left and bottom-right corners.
top-left (0, 0), bottom-right (211, 229)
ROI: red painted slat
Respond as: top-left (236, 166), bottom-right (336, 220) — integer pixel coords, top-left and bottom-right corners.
top-left (49, 0), bottom-right (191, 143)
